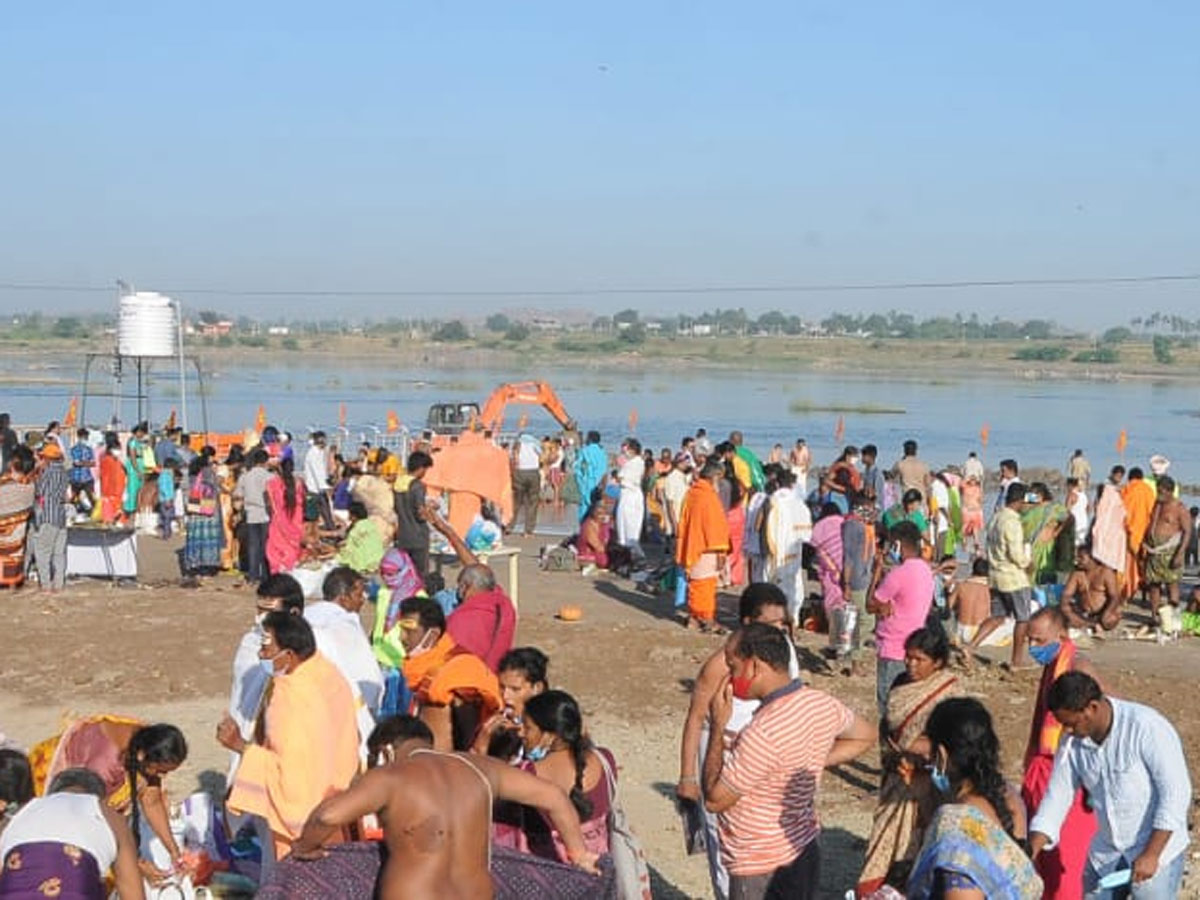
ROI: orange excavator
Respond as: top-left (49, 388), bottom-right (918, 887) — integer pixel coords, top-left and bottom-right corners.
top-left (425, 380), bottom-right (575, 437)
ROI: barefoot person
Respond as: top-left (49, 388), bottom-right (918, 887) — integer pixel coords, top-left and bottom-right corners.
top-left (1142, 476), bottom-right (1191, 627)
top-left (676, 461), bottom-right (732, 633)
top-left (1060, 544), bottom-right (1122, 632)
top-left (1022, 608), bottom-right (1098, 900)
top-left (285, 716), bottom-right (601, 900)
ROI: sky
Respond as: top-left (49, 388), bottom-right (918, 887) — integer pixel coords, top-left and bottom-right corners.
top-left (1, 2), bottom-right (1197, 328)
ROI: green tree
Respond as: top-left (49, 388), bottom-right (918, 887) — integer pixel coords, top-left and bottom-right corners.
top-left (1152, 335), bottom-right (1175, 364)
top-left (1101, 327), bottom-right (1133, 345)
top-left (618, 322), bottom-right (646, 345)
top-left (432, 320), bottom-right (469, 342)
top-left (51, 316), bottom-right (86, 339)
top-left (613, 309), bottom-right (640, 325)
top-left (486, 313), bottom-right (511, 332)
top-left (504, 322), bottom-right (530, 341)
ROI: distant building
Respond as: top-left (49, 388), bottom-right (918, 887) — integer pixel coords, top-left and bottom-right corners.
top-left (644, 321), bottom-right (663, 332)
top-left (267, 326), bottom-right (291, 336)
top-left (530, 317), bottom-right (561, 331)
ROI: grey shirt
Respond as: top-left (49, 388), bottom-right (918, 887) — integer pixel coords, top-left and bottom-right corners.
top-left (234, 466), bottom-right (273, 525)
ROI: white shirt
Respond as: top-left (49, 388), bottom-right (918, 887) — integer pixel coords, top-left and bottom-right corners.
top-left (963, 456), bottom-right (985, 482)
top-left (1, 793), bottom-right (117, 873)
top-left (516, 435), bottom-right (541, 471)
top-left (305, 601), bottom-right (384, 712)
top-left (1030, 697), bottom-right (1191, 875)
top-left (302, 443), bottom-right (329, 493)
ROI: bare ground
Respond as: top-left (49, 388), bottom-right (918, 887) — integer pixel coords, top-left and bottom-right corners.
top-left (2, 536), bottom-right (1199, 898)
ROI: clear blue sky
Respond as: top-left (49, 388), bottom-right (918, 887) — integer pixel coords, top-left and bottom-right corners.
top-left (2, 2), bottom-right (1197, 326)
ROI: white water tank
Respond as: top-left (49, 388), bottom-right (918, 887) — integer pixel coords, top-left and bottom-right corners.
top-left (118, 292), bottom-right (177, 357)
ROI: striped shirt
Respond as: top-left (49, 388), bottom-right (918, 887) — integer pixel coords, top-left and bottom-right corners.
top-left (35, 461), bottom-right (71, 528)
top-left (718, 681), bottom-right (854, 875)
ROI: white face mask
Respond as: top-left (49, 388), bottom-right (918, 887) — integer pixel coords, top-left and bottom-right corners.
top-left (408, 629), bottom-right (437, 658)
top-left (254, 612), bottom-right (268, 630)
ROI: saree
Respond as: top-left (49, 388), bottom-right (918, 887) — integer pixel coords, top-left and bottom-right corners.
top-left (266, 476), bottom-right (306, 575)
top-left (811, 513), bottom-right (845, 616)
top-left (907, 804), bottom-right (1042, 900)
top-left (725, 502), bottom-right (746, 586)
top-left (0, 477), bottom-right (35, 587)
top-left (29, 714), bottom-right (144, 812)
top-left (1021, 502), bottom-right (1070, 583)
top-left (0, 841), bottom-right (105, 900)
top-left (255, 841), bottom-right (616, 900)
top-left (857, 670), bottom-right (961, 896)
top-left (184, 468), bottom-right (223, 572)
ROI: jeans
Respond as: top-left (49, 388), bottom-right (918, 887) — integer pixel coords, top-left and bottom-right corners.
top-left (33, 523), bottom-right (68, 591)
top-left (876, 658), bottom-right (907, 715)
top-left (244, 521), bottom-right (269, 583)
top-left (728, 840), bottom-right (820, 900)
top-left (1084, 852), bottom-right (1185, 899)
top-left (159, 501), bottom-right (174, 539)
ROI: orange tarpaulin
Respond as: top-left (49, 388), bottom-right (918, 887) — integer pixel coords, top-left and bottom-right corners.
top-left (423, 432), bottom-right (514, 537)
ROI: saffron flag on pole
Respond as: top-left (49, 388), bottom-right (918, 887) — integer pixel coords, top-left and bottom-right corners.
top-left (628, 408), bottom-right (639, 433)
top-left (386, 410), bottom-right (400, 433)
top-left (255, 405), bottom-right (267, 433)
top-left (165, 408), bottom-right (177, 431)
top-left (1116, 428), bottom-right (1128, 455)
top-left (833, 415), bottom-right (845, 444)
top-left (980, 424), bottom-right (990, 449)
top-left (63, 396), bottom-right (78, 428)
top-left (338, 403), bottom-right (348, 429)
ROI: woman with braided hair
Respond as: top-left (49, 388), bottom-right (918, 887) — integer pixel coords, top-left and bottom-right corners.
top-left (514, 690), bottom-right (615, 864)
top-left (905, 698), bottom-right (1041, 900)
top-left (265, 456), bottom-right (307, 575)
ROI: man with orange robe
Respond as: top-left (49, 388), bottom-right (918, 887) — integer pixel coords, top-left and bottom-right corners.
top-left (676, 461), bottom-right (731, 632)
top-left (220, 612), bottom-right (361, 864)
top-left (397, 595), bottom-right (502, 752)
top-left (1121, 467), bottom-right (1156, 599)
top-left (1023, 607), bottom-right (1097, 900)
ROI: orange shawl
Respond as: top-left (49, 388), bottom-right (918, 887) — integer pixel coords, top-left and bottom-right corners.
top-left (1025, 639), bottom-right (1077, 765)
top-left (675, 480), bottom-right (731, 570)
top-left (403, 633), bottom-right (502, 713)
top-left (228, 653), bottom-right (360, 853)
top-left (1122, 480), bottom-right (1155, 552)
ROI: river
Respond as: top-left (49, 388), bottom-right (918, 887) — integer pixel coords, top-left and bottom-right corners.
top-left (3, 356), bottom-right (1198, 486)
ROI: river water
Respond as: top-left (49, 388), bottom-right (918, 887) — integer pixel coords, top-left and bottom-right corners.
top-left (4, 357), bottom-right (1198, 486)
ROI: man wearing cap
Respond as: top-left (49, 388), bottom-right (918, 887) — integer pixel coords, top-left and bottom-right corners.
top-left (1146, 455), bottom-right (1178, 499)
top-left (32, 441), bottom-right (71, 592)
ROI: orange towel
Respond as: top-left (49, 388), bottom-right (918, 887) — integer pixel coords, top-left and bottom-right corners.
top-left (228, 653), bottom-right (360, 857)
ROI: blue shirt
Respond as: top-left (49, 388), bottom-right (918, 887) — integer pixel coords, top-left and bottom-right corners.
top-left (158, 469), bottom-right (176, 503)
top-left (1030, 697), bottom-right (1191, 874)
top-left (69, 441), bottom-right (95, 485)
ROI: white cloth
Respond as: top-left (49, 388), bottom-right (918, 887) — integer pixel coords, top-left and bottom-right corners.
top-left (516, 435), bottom-right (542, 471)
top-left (930, 479), bottom-right (950, 534)
top-left (616, 456), bottom-right (645, 550)
top-left (0, 793), bottom-right (117, 872)
top-left (305, 601), bottom-right (385, 712)
top-left (1030, 697), bottom-right (1191, 876)
top-left (227, 627), bottom-right (271, 782)
top-left (963, 456), bottom-right (984, 482)
top-left (765, 487), bottom-right (811, 622)
top-left (1070, 492), bottom-right (1090, 546)
top-left (743, 492), bottom-right (767, 558)
top-left (661, 469), bottom-right (690, 534)
top-left (302, 443), bottom-right (329, 493)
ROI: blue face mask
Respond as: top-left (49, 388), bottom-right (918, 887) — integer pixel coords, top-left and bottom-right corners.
top-left (526, 744), bottom-right (550, 762)
top-left (928, 763), bottom-right (952, 796)
top-left (259, 652), bottom-right (283, 678)
top-left (886, 544), bottom-right (902, 565)
top-left (1029, 642), bottom-right (1061, 667)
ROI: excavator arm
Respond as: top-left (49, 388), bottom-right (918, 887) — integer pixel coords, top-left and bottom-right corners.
top-left (478, 381), bottom-right (575, 431)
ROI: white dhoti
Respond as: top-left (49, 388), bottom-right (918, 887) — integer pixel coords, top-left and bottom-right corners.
top-left (617, 487), bottom-right (645, 555)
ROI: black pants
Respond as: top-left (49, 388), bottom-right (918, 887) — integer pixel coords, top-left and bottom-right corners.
top-left (728, 840), bottom-right (820, 900)
top-left (402, 544), bottom-right (430, 581)
top-left (244, 522), bottom-right (269, 583)
top-left (511, 469), bottom-right (541, 535)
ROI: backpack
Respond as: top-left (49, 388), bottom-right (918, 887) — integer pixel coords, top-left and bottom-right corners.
top-left (595, 750), bottom-right (652, 900)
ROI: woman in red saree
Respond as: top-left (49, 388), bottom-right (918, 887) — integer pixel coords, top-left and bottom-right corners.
top-left (98, 434), bottom-right (127, 524)
top-left (265, 457), bottom-right (307, 574)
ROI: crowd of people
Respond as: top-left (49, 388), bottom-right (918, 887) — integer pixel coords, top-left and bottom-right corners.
top-left (1, 409), bottom-right (1198, 899)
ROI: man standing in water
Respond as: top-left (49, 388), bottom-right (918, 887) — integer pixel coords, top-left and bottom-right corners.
top-left (1142, 476), bottom-right (1191, 627)
top-left (290, 716), bottom-right (600, 900)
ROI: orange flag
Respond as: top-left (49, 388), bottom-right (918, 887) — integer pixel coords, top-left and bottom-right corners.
top-left (386, 410), bottom-right (400, 433)
top-left (338, 403), bottom-right (348, 428)
top-left (63, 395), bottom-right (78, 428)
top-left (980, 424), bottom-right (990, 448)
top-left (833, 415), bottom-right (845, 444)
top-left (628, 408), bottom-right (639, 432)
top-left (255, 405), bottom-right (266, 433)
top-left (164, 408), bottom-right (177, 431)
top-left (1116, 428), bottom-right (1128, 455)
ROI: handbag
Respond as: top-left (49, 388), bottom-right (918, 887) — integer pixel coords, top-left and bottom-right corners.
top-left (594, 750), bottom-right (652, 900)
top-left (187, 480), bottom-right (217, 517)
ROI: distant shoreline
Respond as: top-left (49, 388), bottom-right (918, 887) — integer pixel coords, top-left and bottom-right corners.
top-left (0, 333), bottom-right (1198, 385)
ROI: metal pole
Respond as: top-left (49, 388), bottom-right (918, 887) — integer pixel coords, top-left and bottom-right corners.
top-left (175, 299), bottom-right (188, 432)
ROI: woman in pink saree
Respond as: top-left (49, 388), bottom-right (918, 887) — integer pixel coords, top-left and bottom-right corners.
top-left (265, 457), bottom-right (307, 574)
top-left (812, 503), bottom-right (846, 627)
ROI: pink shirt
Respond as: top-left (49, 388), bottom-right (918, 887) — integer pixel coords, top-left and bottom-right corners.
top-left (447, 586), bottom-right (516, 672)
top-left (873, 557), bottom-right (934, 661)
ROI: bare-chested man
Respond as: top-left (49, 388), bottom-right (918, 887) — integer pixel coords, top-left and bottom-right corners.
top-left (1060, 544), bottom-right (1122, 631)
top-left (1142, 476), bottom-right (1192, 620)
top-left (290, 716), bottom-right (599, 900)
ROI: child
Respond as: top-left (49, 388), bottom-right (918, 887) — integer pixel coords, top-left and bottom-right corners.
top-left (158, 462), bottom-right (179, 539)
top-left (948, 557), bottom-right (991, 645)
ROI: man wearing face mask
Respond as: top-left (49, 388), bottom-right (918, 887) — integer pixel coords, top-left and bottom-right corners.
top-left (426, 507), bottom-right (516, 673)
top-left (1022, 607), bottom-right (1098, 900)
top-left (702, 624), bottom-right (873, 900)
top-left (219, 612), bottom-right (360, 864)
top-left (397, 596), bottom-right (502, 752)
top-left (868, 521), bottom-right (933, 715)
